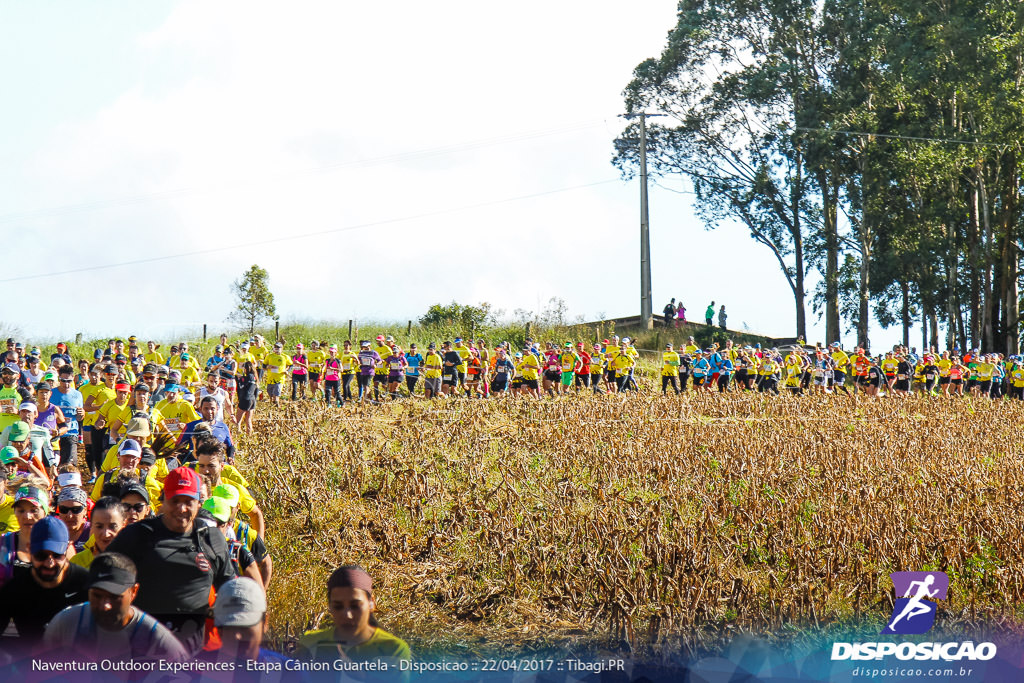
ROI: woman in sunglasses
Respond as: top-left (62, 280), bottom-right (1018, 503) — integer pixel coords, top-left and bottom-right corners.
top-left (56, 487), bottom-right (91, 552)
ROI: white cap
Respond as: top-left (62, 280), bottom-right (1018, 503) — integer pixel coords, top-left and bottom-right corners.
top-left (214, 577), bottom-right (267, 627)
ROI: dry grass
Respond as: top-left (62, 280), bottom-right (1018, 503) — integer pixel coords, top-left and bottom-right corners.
top-left (235, 392), bottom-right (1024, 658)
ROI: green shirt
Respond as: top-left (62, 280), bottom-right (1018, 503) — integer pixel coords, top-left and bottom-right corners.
top-left (0, 386), bottom-right (19, 431)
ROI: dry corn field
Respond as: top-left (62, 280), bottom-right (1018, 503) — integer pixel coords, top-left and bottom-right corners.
top-left (236, 393), bottom-right (1024, 658)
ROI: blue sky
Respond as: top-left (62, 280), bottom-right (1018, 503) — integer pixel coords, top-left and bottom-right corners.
top-left (1, 1), bottom-right (908, 349)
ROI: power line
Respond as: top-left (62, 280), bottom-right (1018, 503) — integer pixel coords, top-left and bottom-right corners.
top-left (793, 126), bottom-right (1007, 148)
top-left (0, 120), bottom-right (606, 225)
top-left (0, 178), bottom-right (621, 284)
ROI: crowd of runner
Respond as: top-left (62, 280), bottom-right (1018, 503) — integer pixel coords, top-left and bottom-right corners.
top-left (156, 332), bottom-right (1024, 402)
top-left (0, 330), bottom-right (1015, 675)
top-left (0, 335), bottom-right (411, 679)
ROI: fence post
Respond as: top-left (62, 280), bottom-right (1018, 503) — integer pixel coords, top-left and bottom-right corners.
top-left (275, 321), bottom-right (280, 341)
top-left (407, 320), bottom-right (412, 335)
top-left (348, 320), bottom-right (353, 340)
top-left (75, 333), bottom-right (82, 345)
top-left (202, 324), bottom-right (207, 341)
top-left (525, 322), bottom-right (531, 340)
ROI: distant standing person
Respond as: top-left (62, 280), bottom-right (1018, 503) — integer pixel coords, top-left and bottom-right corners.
top-left (662, 299), bottom-right (676, 327)
top-left (705, 301), bottom-right (715, 326)
top-left (719, 305), bottom-right (728, 330)
top-left (675, 301), bottom-right (686, 328)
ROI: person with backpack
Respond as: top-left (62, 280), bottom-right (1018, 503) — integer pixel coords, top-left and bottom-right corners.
top-left (43, 552), bottom-right (189, 662)
top-left (663, 299), bottom-right (676, 327)
top-left (106, 467), bottom-right (236, 655)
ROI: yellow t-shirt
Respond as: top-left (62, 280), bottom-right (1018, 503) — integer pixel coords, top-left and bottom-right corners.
top-left (297, 626), bottom-right (411, 664)
top-left (519, 354), bottom-right (540, 381)
top-left (662, 351), bottom-right (680, 377)
top-left (99, 399), bottom-right (132, 443)
top-left (340, 351), bottom-right (359, 374)
top-left (155, 400), bottom-right (200, 437)
top-left (975, 362), bottom-right (995, 380)
top-left (263, 353), bottom-right (291, 383)
top-left (881, 358), bottom-right (898, 375)
top-left (306, 350), bottom-right (326, 374)
top-left (373, 345), bottom-right (392, 375)
top-left (90, 467), bottom-right (161, 506)
top-left (611, 354), bottom-right (632, 377)
top-left (249, 346), bottom-right (267, 363)
top-left (423, 354), bottom-right (442, 379)
top-left (937, 359), bottom-right (952, 377)
top-left (144, 351), bottom-right (165, 365)
top-left (1011, 369), bottom-right (1024, 388)
top-left (454, 345), bottom-right (470, 374)
top-left (233, 352), bottom-right (256, 373)
top-left (70, 537), bottom-right (98, 568)
top-left (684, 344), bottom-right (699, 354)
top-left (830, 350), bottom-right (850, 370)
top-left (0, 493), bottom-right (18, 534)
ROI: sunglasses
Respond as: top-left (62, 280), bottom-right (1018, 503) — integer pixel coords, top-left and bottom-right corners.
top-left (33, 551), bottom-right (62, 562)
top-left (59, 505), bottom-right (85, 515)
top-left (143, 374), bottom-right (155, 380)
top-left (124, 502), bottom-right (147, 513)
top-left (59, 378), bottom-right (73, 384)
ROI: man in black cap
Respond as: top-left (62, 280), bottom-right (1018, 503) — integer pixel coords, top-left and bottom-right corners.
top-left (0, 517), bottom-right (88, 642)
top-left (43, 552), bottom-right (188, 662)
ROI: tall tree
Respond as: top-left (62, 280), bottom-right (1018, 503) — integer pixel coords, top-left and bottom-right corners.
top-left (228, 265), bottom-right (278, 334)
top-left (615, 0), bottom-right (837, 340)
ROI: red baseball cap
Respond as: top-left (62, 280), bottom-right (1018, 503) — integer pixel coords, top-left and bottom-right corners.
top-left (114, 382), bottom-right (131, 392)
top-left (163, 467), bottom-right (202, 500)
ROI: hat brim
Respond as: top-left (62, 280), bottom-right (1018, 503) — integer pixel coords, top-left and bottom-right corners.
top-left (90, 579), bottom-right (135, 595)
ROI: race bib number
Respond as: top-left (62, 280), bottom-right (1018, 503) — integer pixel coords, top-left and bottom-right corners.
top-left (496, 365), bottom-right (507, 375)
top-left (268, 366), bottom-right (280, 375)
top-left (0, 399), bottom-right (14, 415)
top-left (897, 374), bottom-right (907, 380)
top-left (390, 361), bottom-right (403, 371)
top-left (926, 373), bottom-right (935, 380)
top-left (562, 361), bottom-right (573, 371)
top-left (165, 418), bottom-right (180, 433)
top-left (360, 356), bottom-right (374, 367)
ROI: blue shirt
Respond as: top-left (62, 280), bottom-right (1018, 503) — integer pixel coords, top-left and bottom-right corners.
top-left (405, 353), bottom-right (423, 376)
top-left (51, 388), bottom-right (84, 436)
top-left (494, 358), bottom-right (515, 376)
top-left (179, 419), bottom-right (236, 462)
top-left (718, 359), bottom-right (734, 375)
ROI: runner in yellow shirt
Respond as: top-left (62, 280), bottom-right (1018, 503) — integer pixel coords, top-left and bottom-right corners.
top-left (154, 384), bottom-right (200, 439)
top-left (306, 341), bottom-right (326, 401)
top-left (661, 343), bottom-right (681, 395)
top-left (421, 344), bottom-right (443, 399)
top-left (262, 342), bottom-right (292, 406)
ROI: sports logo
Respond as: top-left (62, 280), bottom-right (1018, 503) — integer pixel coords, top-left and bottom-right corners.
top-left (195, 552), bottom-right (211, 572)
top-left (882, 571), bottom-right (948, 635)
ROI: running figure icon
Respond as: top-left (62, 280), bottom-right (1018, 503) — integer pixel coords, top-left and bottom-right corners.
top-left (882, 571), bottom-right (948, 635)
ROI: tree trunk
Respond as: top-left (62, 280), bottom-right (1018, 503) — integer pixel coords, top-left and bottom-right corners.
top-left (978, 162), bottom-right (994, 350)
top-left (901, 280), bottom-right (911, 348)
top-left (1000, 151), bottom-right (1020, 355)
top-left (930, 309), bottom-right (939, 353)
top-left (968, 182), bottom-right (981, 347)
top-left (819, 169), bottom-right (841, 345)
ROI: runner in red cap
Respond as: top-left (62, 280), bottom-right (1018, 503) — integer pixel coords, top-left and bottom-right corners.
top-left (106, 466), bottom-right (236, 655)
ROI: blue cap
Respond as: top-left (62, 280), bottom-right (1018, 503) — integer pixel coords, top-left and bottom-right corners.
top-left (31, 516), bottom-right (69, 555)
top-left (164, 383), bottom-right (180, 392)
top-left (93, 349), bottom-right (103, 359)
top-left (454, 338), bottom-right (462, 343)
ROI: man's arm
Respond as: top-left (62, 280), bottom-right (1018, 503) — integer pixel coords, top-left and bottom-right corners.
top-left (245, 504), bottom-right (265, 539)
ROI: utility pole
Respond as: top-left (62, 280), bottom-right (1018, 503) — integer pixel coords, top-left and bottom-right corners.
top-left (621, 112), bottom-right (663, 330)
top-left (639, 112), bottom-right (652, 329)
